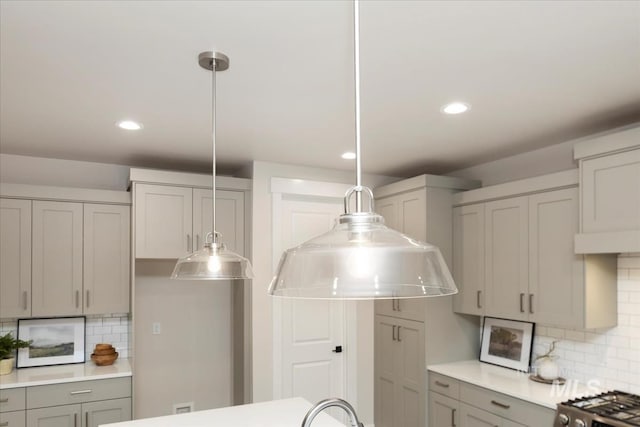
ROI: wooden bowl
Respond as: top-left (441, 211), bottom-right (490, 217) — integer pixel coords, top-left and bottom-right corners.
top-left (91, 352), bottom-right (118, 366)
top-left (94, 343), bottom-right (114, 351)
top-left (93, 348), bottom-right (116, 356)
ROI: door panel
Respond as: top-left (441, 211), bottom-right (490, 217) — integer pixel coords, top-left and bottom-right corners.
top-left (83, 204), bottom-right (130, 315)
top-left (32, 201), bottom-right (83, 316)
top-left (27, 405), bottom-right (80, 427)
top-left (193, 189), bottom-right (245, 255)
top-left (277, 198), bottom-right (346, 409)
top-left (429, 392), bottom-right (458, 427)
top-left (0, 198), bottom-right (31, 318)
top-left (484, 197), bottom-right (528, 320)
top-left (529, 188), bottom-right (583, 327)
top-left (453, 204), bottom-right (485, 316)
top-left (459, 403), bottom-right (503, 427)
top-left (134, 184), bottom-right (192, 259)
top-left (83, 398), bottom-right (131, 427)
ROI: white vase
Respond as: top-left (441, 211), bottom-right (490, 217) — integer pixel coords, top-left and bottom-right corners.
top-left (0, 357), bottom-right (14, 376)
top-left (537, 356), bottom-right (559, 380)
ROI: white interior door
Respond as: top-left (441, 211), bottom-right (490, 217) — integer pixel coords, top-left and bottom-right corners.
top-left (274, 195), bottom-right (347, 410)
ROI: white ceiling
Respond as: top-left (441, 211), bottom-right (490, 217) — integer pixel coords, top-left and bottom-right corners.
top-left (1, 0), bottom-right (639, 177)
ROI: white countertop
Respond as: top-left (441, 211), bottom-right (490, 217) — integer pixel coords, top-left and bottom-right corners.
top-left (428, 360), bottom-right (600, 410)
top-left (0, 358), bottom-right (132, 389)
top-left (107, 397), bottom-right (344, 427)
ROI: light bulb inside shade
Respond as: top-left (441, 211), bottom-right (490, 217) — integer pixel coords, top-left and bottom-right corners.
top-left (441, 102), bottom-right (470, 115)
top-left (117, 120), bottom-right (143, 130)
top-left (341, 152), bottom-right (356, 160)
top-left (207, 255), bottom-right (222, 273)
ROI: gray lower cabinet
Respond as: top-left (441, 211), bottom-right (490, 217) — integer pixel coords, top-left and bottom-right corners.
top-left (428, 372), bottom-right (554, 427)
top-left (5, 377), bottom-right (133, 427)
top-left (26, 399), bottom-right (131, 427)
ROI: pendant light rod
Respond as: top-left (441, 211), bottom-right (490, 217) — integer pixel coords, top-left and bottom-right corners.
top-left (353, 0), bottom-right (363, 213)
top-left (198, 51), bottom-right (230, 243)
top-left (211, 59), bottom-right (217, 240)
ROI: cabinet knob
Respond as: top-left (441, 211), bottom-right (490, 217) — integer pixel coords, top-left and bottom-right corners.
top-left (519, 293), bottom-right (525, 313)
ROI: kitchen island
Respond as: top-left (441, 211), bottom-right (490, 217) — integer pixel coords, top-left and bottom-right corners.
top-left (107, 397), bottom-right (344, 427)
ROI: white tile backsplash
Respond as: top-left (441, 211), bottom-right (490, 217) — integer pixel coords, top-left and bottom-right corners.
top-left (0, 314), bottom-right (130, 360)
top-left (533, 254), bottom-right (640, 394)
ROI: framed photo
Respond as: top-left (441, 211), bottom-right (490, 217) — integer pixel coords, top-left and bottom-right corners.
top-left (479, 317), bottom-right (535, 372)
top-left (17, 317), bottom-right (85, 368)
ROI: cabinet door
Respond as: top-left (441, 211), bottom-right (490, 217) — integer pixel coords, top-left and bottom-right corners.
top-left (32, 201), bottom-right (83, 316)
top-left (82, 398), bottom-right (131, 427)
top-left (429, 392), bottom-right (458, 427)
top-left (529, 188), bottom-right (583, 328)
top-left (0, 199), bottom-right (31, 318)
top-left (397, 189), bottom-right (427, 240)
top-left (374, 315), bottom-right (397, 427)
top-left (193, 189), bottom-right (245, 255)
top-left (374, 196), bottom-right (400, 318)
top-left (452, 204), bottom-right (485, 316)
top-left (0, 410), bottom-right (26, 427)
top-left (395, 317), bottom-right (425, 427)
top-left (27, 405), bottom-right (80, 427)
top-left (484, 197), bottom-right (529, 320)
top-left (581, 148), bottom-right (640, 233)
top-left (84, 204), bottom-right (131, 315)
top-left (394, 190), bottom-right (427, 320)
top-left (134, 184), bottom-right (192, 259)
top-left (458, 403), bottom-right (503, 427)
top-left (376, 196), bottom-right (399, 230)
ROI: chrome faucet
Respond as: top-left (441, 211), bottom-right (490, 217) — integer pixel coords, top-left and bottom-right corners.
top-left (301, 398), bottom-right (364, 427)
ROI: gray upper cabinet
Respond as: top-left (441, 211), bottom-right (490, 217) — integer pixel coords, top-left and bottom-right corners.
top-left (452, 204), bottom-right (484, 316)
top-left (573, 126), bottom-right (640, 253)
top-left (83, 204), bottom-right (130, 315)
top-left (0, 198), bottom-right (31, 318)
top-left (134, 183), bottom-right (193, 259)
top-left (134, 184), bottom-right (246, 259)
top-left (0, 191), bottom-right (131, 318)
top-left (484, 196), bottom-right (529, 322)
top-left (453, 171), bottom-right (617, 329)
top-left (32, 201), bottom-right (84, 317)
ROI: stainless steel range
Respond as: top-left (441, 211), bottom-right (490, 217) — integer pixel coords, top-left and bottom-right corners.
top-left (555, 391), bottom-right (640, 427)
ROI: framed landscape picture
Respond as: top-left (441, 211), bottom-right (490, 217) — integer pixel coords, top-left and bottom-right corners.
top-left (479, 317), bottom-right (534, 372)
top-left (17, 317), bottom-right (85, 368)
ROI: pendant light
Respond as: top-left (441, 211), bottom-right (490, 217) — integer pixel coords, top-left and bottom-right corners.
top-left (268, 1), bottom-right (457, 299)
top-left (171, 52), bottom-right (253, 280)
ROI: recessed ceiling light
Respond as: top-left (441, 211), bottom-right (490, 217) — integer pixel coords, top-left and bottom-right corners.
top-left (117, 120), bottom-right (143, 130)
top-left (441, 102), bottom-right (471, 115)
top-left (341, 152), bottom-right (356, 160)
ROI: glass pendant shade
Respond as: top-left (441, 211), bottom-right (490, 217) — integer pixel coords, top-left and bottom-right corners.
top-left (269, 211), bottom-right (457, 299)
top-left (172, 240), bottom-right (253, 280)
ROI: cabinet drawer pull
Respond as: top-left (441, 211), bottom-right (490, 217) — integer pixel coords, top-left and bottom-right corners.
top-left (196, 234), bottom-right (200, 249)
top-left (392, 325), bottom-right (397, 341)
top-left (74, 413), bottom-right (78, 427)
top-left (529, 294), bottom-right (534, 314)
top-left (391, 300), bottom-right (396, 311)
top-left (397, 326), bottom-right (402, 342)
top-left (434, 380), bottom-right (450, 388)
top-left (0, 398), bottom-right (8, 403)
top-left (451, 408), bottom-right (456, 427)
top-left (396, 299), bottom-right (401, 312)
top-left (75, 290), bottom-right (80, 308)
top-left (490, 400), bottom-right (510, 409)
top-left (23, 290), bottom-right (28, 310)
top-left (477, 290), bottom-right (482, 309)
top-left (519, 293), bottom-right (525, 313)
top-left (86, 290), bottom-right (90, 308)
top-left (86, 411), bottom-right (89, 427)
top-left (70, 389), bottom-right (92, 395)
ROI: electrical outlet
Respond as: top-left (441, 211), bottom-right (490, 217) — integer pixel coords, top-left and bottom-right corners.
top-left (152, 322), bottom-right (161, 335)
top-left (173, 402), bottom-right (194, 414)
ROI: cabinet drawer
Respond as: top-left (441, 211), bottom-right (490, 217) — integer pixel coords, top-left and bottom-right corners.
top-left (460, 382), bottom-right (551, 423)
top-left (428, 372), bottom-right (459, 399)
top-left (27, 378), bottom-right (131, 409)
top-left (0, 410), bottom-right (25, 427)
top-left (0, 389), bottom-right (25, 413)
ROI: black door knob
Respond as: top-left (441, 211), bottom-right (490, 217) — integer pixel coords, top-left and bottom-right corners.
top-left (332, 345), bottom-right (343, 353)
